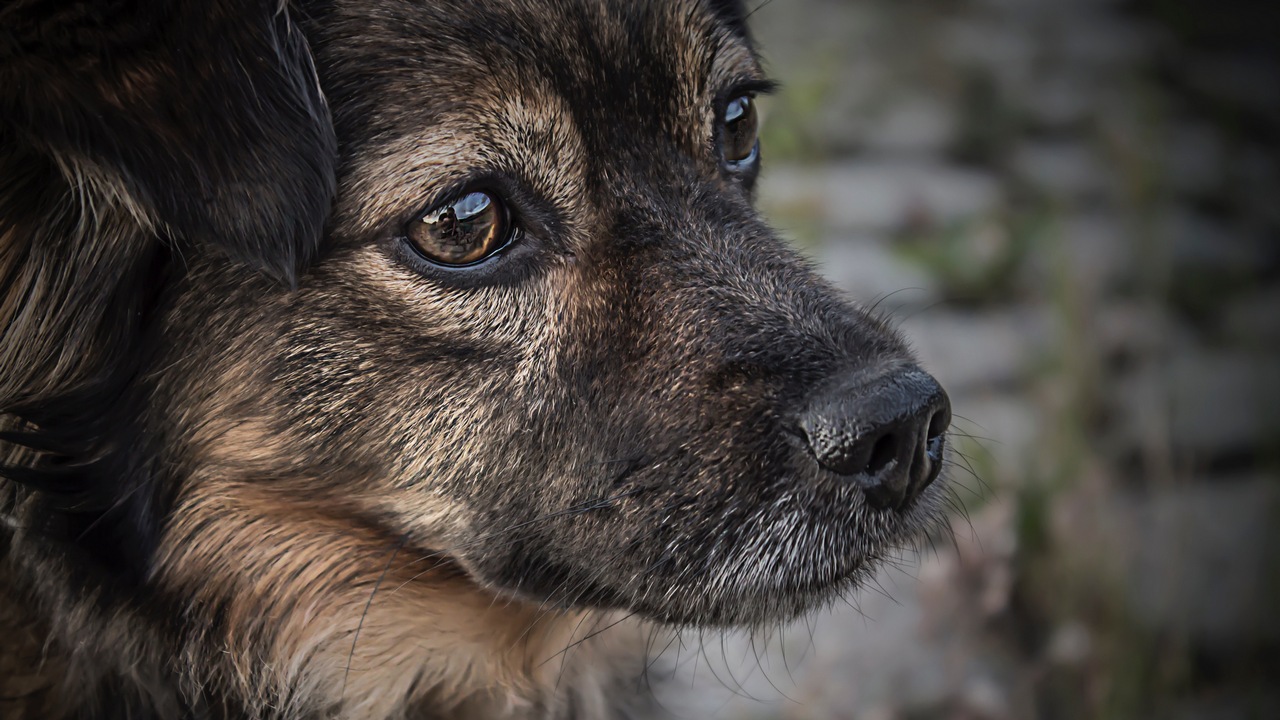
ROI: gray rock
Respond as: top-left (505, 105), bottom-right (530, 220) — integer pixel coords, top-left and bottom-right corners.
top-left (1107, 478), bottom-right (1280, 651)
top-left (1183, 53), bottom-right (1280, 116)
top-left (1232, 147), bottom-right (1280, 233)
top-left (1170, 352), bottom-right (1279, 456)
top-left (1164, 122), bottom-right (1227, 197)
top-left (898, 308), bottom-right (1052, 393)
top-left (1045, 621), bottom-right (1093, 667)
top-left (759, 162), bottom-right (1004, 233)
top-left (1021, 71), bottom-right (1097, 130)
top-left (1021, 211), bottom-right (1134, 291)
top-left (960, 673), bottom-right (1013, 720)
top-left (1162, 208), bottom-right (1263, 275)
top-left (798, 578), bottom-right (953, 715)
top-left (1116, 349), bottom-right (1279, 458)
top-left (1055, 17), bottom-right (1150, 68)
top-left (1164, 687), bottom-right (1280, 720)
top-left (947, 394), bottom-right (1040, 486)
top-left (861, 95), bottom-right (959, 156)
top-left (1012, 141), bottom-right (1116, 201)
top-left (819, 237), bottom-right (939, 312)
top-left (1223, 287), bottom-right (1280, 346)
top-left (971, 0), bottom-right (1128, 14)
top-left (1093, 301), bottom-right (1176, 359)
top-left (944, 17), bottom-right (1037, 73)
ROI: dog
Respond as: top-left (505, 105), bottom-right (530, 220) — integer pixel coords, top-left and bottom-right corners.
top-left (0, 1), bottom-right (953, 718)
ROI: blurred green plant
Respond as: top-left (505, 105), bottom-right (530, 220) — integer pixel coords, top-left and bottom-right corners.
top-left (892, 206), bottom-right (1046, 306)
top-left (757, 51), bottom-right (840, 165)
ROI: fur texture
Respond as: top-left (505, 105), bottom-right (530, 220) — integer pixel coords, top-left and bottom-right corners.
top-left (1, 1), bottom-right (950, 718)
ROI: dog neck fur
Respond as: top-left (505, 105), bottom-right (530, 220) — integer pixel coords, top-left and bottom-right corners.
top-left (148, 478), bottom-right (650, 720)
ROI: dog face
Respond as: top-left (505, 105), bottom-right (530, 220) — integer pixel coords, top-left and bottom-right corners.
top-left (3, 0), bottom-right (953, 715)
top-left (143, 0), bottom-right (952, 635)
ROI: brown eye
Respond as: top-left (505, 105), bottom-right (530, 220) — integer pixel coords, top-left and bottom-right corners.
top-left (722, 95), bottom-right (758, 164)
top-left (406, 191), bottom-right (510, 266)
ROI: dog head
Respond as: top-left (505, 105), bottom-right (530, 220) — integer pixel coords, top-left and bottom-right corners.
top-left (137, 0), bottom-right (953, 631)
top-left (3, 0), bottom-right (952, 713)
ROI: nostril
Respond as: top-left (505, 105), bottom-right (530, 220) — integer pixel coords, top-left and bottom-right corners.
top-left (923, 401), bottom-right (951, 464)
top-left (865, 432), bottom-right (899, 476)
top-left (926, 408), bottom-right (949, 442)
top-left (799, 365), bottom-right (950, 510)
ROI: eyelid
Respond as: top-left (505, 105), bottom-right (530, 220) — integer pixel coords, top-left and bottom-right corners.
top-left (719, 78), bottom-right (778, 107)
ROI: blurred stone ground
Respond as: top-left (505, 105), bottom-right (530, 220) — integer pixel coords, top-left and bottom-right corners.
top-left (647, 1), bottom-right (1280, 718)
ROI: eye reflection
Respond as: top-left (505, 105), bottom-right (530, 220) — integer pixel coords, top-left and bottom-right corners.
top-left (406, 191), bottom-right (509, 266)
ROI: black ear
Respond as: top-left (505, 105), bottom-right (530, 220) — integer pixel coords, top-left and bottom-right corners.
top-left (705, 0), bottom-right (753, 40)
top-left (0, 0), bottom-right (337, 284)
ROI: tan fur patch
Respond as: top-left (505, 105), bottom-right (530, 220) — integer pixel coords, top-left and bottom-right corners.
top-left (156, 479), bottom-right (648, 719)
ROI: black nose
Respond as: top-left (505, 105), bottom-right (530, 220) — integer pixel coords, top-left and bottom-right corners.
top-left (799, 365), bottom-right (951, 510)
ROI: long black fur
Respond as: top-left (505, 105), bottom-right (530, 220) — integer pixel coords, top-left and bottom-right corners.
top-left (0, 0), bottom-right (335, 569)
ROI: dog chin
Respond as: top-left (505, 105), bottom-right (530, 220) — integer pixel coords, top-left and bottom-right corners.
top-left (607, 478), bottom-right (946, 628)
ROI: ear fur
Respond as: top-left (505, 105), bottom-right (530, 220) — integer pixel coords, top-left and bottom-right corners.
top-left (0, 0), bottom-right (336, 409)
top-left (0, 0), bottom-right (337, 283)
top-left (704, 0), bottom-right (753, 39)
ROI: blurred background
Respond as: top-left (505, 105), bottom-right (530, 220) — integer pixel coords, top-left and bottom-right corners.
top-left (654, 0), bottom-right (1280, 718)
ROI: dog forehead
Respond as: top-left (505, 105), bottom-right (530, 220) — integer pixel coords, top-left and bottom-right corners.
top-left (312, 0), bottom-right (758, 140)
top-left (313, 0), bottom-right (761, 234)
